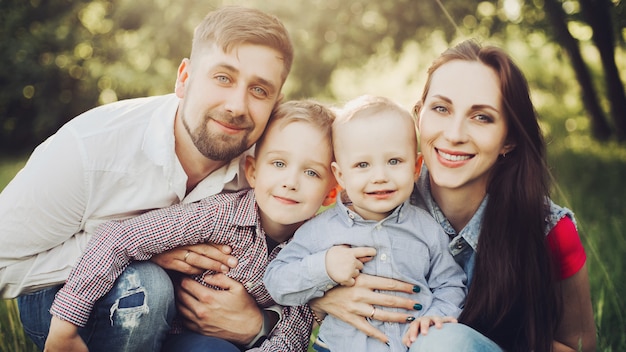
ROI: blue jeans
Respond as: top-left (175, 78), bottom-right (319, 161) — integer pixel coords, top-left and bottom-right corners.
top-left (18, 261), bottom-right (176, 352)
top-left (313, 324), bottom-right (502, 352)
top-left (408, 323), bottom-right (503, 352)
top-left (162, 331), bottom-right (240, 352)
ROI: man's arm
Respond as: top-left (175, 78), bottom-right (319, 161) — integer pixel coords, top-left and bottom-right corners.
top-left (0, 128), bottom-right (87, 298)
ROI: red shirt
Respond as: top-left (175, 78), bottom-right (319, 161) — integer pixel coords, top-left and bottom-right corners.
top-left (547, 216), bottom-right (586, 279)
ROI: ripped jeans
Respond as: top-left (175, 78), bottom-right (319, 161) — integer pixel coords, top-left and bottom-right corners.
top-left (18, 261), bottom-right (176, 351)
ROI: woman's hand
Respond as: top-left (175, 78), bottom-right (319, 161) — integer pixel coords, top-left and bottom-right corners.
top-left (151, 243), bottom-right (238, 275)
top-left (310, 273), bottom-right (419, 344)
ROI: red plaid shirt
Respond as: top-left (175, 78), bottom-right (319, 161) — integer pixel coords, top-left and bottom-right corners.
top-left (50, 189), bottom-right (313, 351)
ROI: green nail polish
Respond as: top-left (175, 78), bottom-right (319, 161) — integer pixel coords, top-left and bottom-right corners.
top-left (412, 285), bottom-right (421, 293)
top-left (413, 303), bottom-right (423, 310)
top-left (406, 316), bottom-right (415, 322)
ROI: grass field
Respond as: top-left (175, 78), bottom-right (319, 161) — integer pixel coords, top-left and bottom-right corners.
top-left (1, 137), bottom-right (625, 351)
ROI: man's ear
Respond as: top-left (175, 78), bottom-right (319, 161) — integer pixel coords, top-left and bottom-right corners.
top-left (322, 184), bottom-right (341, 207)
top-left (244, 155), bottom-right (257, 188)
top-left (175, 58), bottom-right (190, 98)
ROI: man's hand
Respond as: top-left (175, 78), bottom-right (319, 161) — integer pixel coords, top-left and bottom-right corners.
top-left (151, 243), bottom-right (238, 275)
top-left (175, 274), bottom-right (263, 345)
top-left (310, 274), bottom-right (419, 344)
top-left (44, 316), bottom-right (87, 352)
top-left (325, 246), bottom-right (376, 286)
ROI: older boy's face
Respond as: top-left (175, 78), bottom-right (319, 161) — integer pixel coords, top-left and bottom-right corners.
top-left (175, 43), bottom-right (285, 161)
top-left (332, 112), bottom-right (418, 221)
top-left (248, 121), bottom-right (334, 238)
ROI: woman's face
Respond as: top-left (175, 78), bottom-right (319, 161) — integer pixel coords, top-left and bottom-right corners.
top-left (418, 60), bottom-right (513, 194)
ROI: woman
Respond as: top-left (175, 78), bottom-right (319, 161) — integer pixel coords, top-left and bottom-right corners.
top-left (310, 40), bottom-right (596, 352)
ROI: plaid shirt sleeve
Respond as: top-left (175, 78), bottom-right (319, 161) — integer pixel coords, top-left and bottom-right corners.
top-left (256, 305), bottom-right (314, 352)
top-left (50, 191), bottom-right (244, 327)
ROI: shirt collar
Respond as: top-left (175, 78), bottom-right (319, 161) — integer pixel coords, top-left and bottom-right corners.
top-left (139, 94), bottom-right (248, 202)
top-left (334, 191), bottom-right (409, 226)
top-left (414, 164), bottom-right (486, 251)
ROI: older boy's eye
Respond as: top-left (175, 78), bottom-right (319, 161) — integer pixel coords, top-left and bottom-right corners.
top-left (388, 159), bottom-right (400, 165)
top-left (356, 162), bottom-right (369, 168)
top-left (273, 161), bottom-right (286, 168)
top-left (215, 75), bottom-right (231, 84)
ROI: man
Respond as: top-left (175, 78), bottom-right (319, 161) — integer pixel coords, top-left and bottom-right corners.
top-left (0, 6), bottom-right (293, 351)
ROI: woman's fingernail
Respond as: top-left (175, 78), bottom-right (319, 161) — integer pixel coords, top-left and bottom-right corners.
top-left (413, 285), bottom-right (421, 293)
top-left (413, 303), bottom-right (423, 310)
top-left (406, 316), bottom-right (415, 322)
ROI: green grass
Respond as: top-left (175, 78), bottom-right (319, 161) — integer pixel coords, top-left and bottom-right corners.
top-left (0, 155), bottom-right (38, 352)
top-left (2, 140), bottom-right (625, 351)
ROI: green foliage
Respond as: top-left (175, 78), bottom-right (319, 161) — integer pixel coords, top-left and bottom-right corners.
top-left (2, 0), bottom-right (625, 153)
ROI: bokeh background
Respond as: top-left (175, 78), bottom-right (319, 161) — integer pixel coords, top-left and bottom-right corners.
top-left (1, 0), bottom-right (625, 350)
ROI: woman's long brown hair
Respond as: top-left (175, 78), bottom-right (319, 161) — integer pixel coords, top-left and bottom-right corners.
top-left (416, 40), bottom-right (561, 351)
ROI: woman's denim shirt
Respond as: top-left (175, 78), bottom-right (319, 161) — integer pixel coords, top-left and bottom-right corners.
top-left (411, 164), bottom-right (575, 287)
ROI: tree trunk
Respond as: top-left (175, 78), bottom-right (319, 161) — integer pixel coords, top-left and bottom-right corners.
top-left (579, 0), bottom-right (626, 141)
top-left (543, 0), bottom-right (612, 140)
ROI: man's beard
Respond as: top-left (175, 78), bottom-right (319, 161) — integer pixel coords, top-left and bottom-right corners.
top-left (183, 111), bottom-right (252, 161)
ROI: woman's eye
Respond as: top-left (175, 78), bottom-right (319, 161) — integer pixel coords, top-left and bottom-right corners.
top-left (474, 114), bottom-right (493, 123)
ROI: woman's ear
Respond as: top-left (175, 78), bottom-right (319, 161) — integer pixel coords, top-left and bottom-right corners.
top-left (244, 155), bottom-right (257, 188)
top-left (500, 142), bottom-right (516, 156)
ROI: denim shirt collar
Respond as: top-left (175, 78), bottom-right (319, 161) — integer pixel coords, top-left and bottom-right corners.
top-left (413, 164), bottom-right (486, 253)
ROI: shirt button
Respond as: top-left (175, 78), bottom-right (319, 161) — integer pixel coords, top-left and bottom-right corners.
top-left (326, 284), bottom-right (334, 290)
top-left (380, 253), bottom-right (388, 261)
top-left (456, 242), bottom-right (464, 249)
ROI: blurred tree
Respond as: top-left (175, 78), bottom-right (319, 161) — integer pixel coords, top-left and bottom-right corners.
top-left (0, 0), bottom-right (96, 153)
top-left (1, 0), bottom-right (625, 154)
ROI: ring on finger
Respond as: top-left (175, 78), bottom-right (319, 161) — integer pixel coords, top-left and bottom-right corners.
top-left (369, 307), bottom-right (377, 319)
top-left (183, 250), bottom-right (191, 262)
